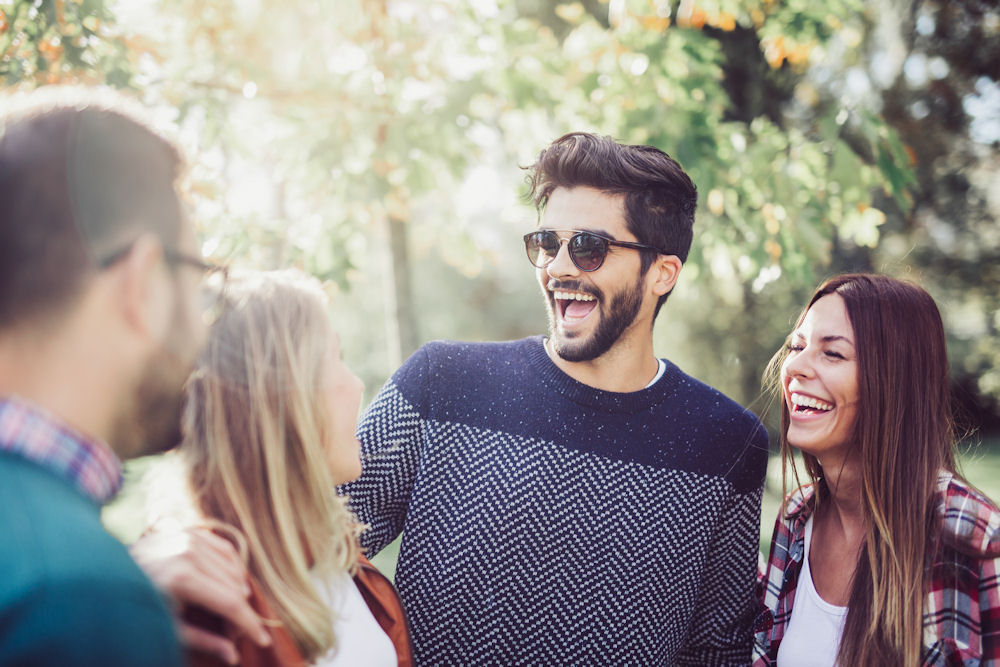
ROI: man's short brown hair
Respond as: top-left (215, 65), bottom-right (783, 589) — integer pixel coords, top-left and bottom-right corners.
top-left (0, 88), bottom-right (185, 328)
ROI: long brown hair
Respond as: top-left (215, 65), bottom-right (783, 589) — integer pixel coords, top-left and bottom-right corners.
top-left (181, 270), bottom-right (361, 661)
top-left (768, 273), bottom-right (956, 666)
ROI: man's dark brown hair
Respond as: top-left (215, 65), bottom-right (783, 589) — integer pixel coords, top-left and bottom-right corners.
top-left (0, 89), bottom-right (184, 328)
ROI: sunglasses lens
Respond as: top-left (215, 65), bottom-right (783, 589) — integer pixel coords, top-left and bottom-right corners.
top-left (569, 233), bottom-right (608, 271)
top-left (525, 231), bottom-right (560, 268)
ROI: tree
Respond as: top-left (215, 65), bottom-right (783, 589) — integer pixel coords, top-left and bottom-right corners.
top-left (26, 0), bottom-right (995, 432)
top-left (493, 0), bottom-right (915, 409)
top-left (867, 0), bottom-right (1000, 428)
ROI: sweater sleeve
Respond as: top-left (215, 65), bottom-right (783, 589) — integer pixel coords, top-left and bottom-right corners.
top-left (339, 346), bottom-right (431, 556)
top-left (677, 428), bottom-right (767, 667)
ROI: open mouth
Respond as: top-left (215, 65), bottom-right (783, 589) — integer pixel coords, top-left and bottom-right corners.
top-left (553, 289), bottom-right (598, 322)
top-left (790, 392), bottom-right (834, 415)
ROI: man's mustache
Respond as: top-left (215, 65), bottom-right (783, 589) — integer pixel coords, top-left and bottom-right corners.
top-left (546, 280), bottom-right (602, 300)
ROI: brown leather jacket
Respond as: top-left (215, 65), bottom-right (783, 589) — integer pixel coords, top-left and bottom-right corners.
top-left (188, 555), bottom-right (413, 667)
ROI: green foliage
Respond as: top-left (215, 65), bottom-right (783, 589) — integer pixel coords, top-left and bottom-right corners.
top-left (24, 0), bottom-right (995, 416)
top-left (488, 0), bottom-right (916, 405)
top-left (103, 0), bottom-right (914, 305)
top-left (0, 0), bottom-right (130, 87)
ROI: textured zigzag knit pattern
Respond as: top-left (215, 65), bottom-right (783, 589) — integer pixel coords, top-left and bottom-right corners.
top-left (341, 336), bottom-right (769, 666)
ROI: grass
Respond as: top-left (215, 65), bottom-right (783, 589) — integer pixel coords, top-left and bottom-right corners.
top-left (105, 436), bottom-right (1000, 582)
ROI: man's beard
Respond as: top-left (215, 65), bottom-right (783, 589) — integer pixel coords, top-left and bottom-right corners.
top-left (111, 294), bottom-right (198, 458)
top-left (547, 271), bottom-right (645, 363)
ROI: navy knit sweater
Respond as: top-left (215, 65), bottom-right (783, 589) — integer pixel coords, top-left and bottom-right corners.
top-left (341, 336), bottom-right (768, 666)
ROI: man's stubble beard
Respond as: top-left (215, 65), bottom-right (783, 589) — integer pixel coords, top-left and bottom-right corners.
top-left (111, 289), bottom-right (200, 459)
top-left (548, 270), bottom-right (646, 363)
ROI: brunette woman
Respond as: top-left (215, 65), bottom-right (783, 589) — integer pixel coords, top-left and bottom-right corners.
top-left (755, 273), bottom-right (999, 666)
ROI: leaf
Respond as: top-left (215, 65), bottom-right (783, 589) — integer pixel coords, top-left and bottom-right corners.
top-left (838, 205), bottom-right (885, 248)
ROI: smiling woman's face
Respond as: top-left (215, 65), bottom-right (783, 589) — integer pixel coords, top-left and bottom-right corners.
top-left (781, 294), bottom-right (860, 466)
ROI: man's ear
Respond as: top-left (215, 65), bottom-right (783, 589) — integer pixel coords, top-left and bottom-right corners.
top-left (650, 254), bottom-right (683, 297)
top-left (112, 235), bottom-right (170, 339)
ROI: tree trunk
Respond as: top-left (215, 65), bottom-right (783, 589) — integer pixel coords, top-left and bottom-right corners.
top-left (383, 214), bottom-right (418, 368)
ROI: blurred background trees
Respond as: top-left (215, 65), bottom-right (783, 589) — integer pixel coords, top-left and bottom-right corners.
top-left (4, 0), bottom-right (998, 439)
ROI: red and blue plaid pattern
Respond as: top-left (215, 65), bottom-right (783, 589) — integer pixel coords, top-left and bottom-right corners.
top-left (754, 472), bottom-right (1000, 666)
top-left (0, 396), bottom-right (122, 504)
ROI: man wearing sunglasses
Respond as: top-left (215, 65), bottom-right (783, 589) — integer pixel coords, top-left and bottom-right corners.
top-left (343, 132), bottom-right (768, 664)
top-left (0, 90), bottom-right (266, 665)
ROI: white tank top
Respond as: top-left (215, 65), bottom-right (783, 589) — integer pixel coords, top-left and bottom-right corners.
top-left (776, 516), bottom-right (848, 667)
top-left (310, 571), bottom-right (397, 667)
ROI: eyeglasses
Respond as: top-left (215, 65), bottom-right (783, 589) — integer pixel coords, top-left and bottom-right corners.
top-left (99, 244), bottom-right (230, 326)
top-left (523, 229), bottom-right (663, 272)
top-left (164, 248), bottom-right (230, 326)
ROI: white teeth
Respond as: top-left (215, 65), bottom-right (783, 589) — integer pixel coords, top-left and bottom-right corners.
top-left (790, 392), bottom-right (834, 411)
top-left (553, 291), bottom-right (595, 301)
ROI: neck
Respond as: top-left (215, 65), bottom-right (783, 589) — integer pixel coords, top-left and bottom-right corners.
top-left (817, 454), bottom-right (866, 536)
top-left (545, 332), bottom-right (659, 393)
top-left (0, 324), bottom-right (120, 448)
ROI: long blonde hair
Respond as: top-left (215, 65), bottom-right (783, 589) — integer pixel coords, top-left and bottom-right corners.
top-left (181, 269), bottom-right (361, 661)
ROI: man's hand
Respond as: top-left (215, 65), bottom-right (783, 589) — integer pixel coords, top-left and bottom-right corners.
top-left (130, 526), bottom-right (271, 665)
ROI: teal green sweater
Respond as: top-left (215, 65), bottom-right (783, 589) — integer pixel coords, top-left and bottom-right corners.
top-left (0, 453), bottom-right (182, 666)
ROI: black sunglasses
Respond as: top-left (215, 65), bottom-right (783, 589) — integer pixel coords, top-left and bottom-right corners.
top-left (523, 229), bottom-right (663, 272)
top-left (162, 249), bottom-right (230, 326)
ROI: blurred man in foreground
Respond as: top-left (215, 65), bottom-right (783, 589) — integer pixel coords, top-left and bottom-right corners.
top-left (0, 89), bottom-right (265, 665)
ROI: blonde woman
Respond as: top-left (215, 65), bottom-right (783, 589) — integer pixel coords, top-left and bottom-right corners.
top-left (173, 269), bottom-right (411, 667)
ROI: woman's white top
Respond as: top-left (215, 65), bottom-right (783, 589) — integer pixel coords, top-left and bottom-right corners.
top-left (311, 571), bottom-right (397, 667)
top-left (776, 516), bottom-right (849, 667)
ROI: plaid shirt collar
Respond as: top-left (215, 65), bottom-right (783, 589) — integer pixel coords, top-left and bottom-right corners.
top-left (753, 483), bottom-right (814, 665)
top-left (0, 396), bottom-right (123, 504)
top-left (935, 470), bottom-right (1000, 554)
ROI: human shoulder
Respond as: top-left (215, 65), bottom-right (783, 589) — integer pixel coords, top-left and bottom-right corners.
top-left (0, 452), bottom-right (172, 620)
top-left (662, 361), bottom-right (766, 437)
top-left (782, 485), bottom-right (815, 523)
top-left (0, 472), bottom-right (180, 665)
top-left (0, 454), bottom-right (136, 567)
top-left (653, 362), bottom-right (769, 490)
top-left (391, 337), bottom-right (540, 391)
top-left (935, 471), bottom-right (1000, 558)
top-left (1, 575), bottom-right (181, 666)
top-left (0, 453), bottom-right (122, 590)
top-left (378, 337), bottom-right (541, 421)
top-left (412, 337), bottom-right (539, 369)
top-left (926, 473), bottom-right (1000, 663)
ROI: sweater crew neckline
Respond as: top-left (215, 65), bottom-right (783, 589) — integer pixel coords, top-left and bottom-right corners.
top-left (526, 336), bottom-right (678, 414)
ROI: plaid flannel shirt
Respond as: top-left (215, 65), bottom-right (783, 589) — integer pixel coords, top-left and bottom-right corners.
top-left (754, 472), bottom-right (1000, 666)
top-left (0, 396), bottom-right (122, 504)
